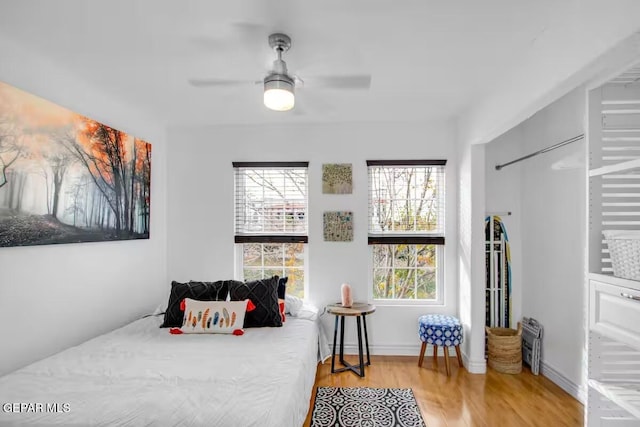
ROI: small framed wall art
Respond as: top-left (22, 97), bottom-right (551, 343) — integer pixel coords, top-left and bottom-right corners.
top-left (322, 163), bottom-right (352, 194)
top-left (323, 211), bottom-right (353, 242)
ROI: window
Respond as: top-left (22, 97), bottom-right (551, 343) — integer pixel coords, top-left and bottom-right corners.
top-left (367, 160), bottom-right (446, 302)
top-left (233, 162), bottom-right (308, 297)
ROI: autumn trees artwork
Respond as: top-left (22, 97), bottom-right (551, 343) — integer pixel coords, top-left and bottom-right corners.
top-left (0, 81), bottom-right (151, 247)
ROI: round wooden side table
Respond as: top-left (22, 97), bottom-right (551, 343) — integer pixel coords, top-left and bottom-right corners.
top-left (326, 302), bottom-right (376, 377)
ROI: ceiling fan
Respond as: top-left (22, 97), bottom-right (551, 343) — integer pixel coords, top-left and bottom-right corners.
top-left (188, 33), bottom-right (371, 112)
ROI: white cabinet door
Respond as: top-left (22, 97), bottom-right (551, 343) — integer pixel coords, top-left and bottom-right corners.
top-left (590, 280), bottom-right (640, 352)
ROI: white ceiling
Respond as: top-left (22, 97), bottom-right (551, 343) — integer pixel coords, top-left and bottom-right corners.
top-left (0, 0), bottom-right (639, 130)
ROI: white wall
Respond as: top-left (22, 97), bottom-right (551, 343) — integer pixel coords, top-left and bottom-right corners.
top-left (484, 87), bottom-right (586, 399)
top-left (456, 137), bottom-right (487, 374)
top-left (0, 37), bottom-right (168, 376)
top-left (484, 126), bottom-right (524, 327)
top-left (521, 88), bottom-right (586, 399)
top-left (167, 121), bottom-right (457, 355)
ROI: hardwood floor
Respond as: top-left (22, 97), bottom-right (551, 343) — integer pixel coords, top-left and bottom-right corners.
top-left (303, 355), bottom-right (583, 427)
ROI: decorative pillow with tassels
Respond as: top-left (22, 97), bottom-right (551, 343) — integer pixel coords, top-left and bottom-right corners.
top-left (170, 298), bottom-right (255, 335)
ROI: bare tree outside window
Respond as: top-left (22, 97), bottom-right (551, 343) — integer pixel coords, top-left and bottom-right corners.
top-left (369, 165), bottom-right (444, 300)
top-left (242, 242), bottom-right (305, 297)
top-left (235, 165), bottom-right (308, 297)
top-left (238, 169), bottom-right (307, 234)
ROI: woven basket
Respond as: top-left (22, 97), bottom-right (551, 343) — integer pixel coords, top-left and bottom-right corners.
top-left (603, 230), bottom-right (640, 281)
top-left (486, 323), bottom-right (522, 374)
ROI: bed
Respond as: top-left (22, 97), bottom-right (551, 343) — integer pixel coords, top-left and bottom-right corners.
top-left (0, 306), bottom-right (326, 426)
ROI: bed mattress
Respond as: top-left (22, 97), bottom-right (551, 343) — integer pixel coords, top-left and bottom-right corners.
top-left (0, 314), bottom-right (319, 426)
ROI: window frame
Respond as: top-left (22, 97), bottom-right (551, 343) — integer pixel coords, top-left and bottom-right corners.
top-left (367, 160), bottom-right (446, 305)
top-left (368, 244), bottom-right (444, 306)
top-left (233, 161), bottom-right (309, 297)
top-left (234, 243), bottom-right (309, 297)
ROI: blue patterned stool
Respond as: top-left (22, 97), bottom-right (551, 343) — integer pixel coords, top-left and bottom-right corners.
top-left (418, 314), bottom-right (464, 376)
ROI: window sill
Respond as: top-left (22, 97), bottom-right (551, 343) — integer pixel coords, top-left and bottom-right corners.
top-left (372, 299), bottom-right (443, 307)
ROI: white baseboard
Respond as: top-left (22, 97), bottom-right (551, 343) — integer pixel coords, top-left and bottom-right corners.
top-left (328, 344), bottom-right (585, 399)
top-left (331, 343), bottom-right (420, 356)
top-left (331, 343), bottom-right (457, 357)
top-left (331, 344), bottom-right (488, 374)
top-left (540, 361), bottom-right (586, 403)
top-left (463, 352), bottom-right (487, 374)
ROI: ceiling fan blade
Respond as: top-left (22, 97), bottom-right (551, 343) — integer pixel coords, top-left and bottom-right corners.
top-left (303, 75), bottom-right (372, 90)
top-left (189, 78), bottom-right (260, 87)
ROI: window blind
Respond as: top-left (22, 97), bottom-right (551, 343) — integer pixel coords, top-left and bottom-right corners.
top-left (233, 162), bottom-right (309, 243)
top-left (367, 160), bottom-right (446, 245)
top-left (598, 81), bottom-right (640, 273)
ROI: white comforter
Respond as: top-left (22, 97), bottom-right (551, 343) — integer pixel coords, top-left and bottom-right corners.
top-left (0, 312), bottom-right (320, 427)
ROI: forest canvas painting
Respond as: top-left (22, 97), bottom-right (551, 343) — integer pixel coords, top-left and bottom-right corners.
top-left (0, 81), bottom-right (151, 247)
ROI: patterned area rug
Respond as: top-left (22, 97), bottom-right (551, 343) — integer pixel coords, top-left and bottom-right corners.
top-left (311, 387), bottom-right (426, 427)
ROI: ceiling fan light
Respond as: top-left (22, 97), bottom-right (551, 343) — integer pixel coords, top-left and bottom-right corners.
top-left (264, 75), bottom-right (295, 111)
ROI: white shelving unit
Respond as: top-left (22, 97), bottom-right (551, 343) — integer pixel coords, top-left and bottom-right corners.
top-left (587, 64), bottom-right (640, 426)
top-left (588, 380), bottom-right (640, 420)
